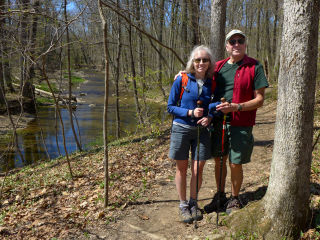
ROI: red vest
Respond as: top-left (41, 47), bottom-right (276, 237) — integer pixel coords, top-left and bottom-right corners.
top-left (213, 55), bottom-right (257, 126)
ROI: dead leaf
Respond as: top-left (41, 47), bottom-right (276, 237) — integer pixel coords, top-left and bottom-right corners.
top-left (96, 211), bottom-right (105, 219)
top-left (80, 201), bottom-right (88, 208)
top-left (138, 215), bottom-right (149, 220)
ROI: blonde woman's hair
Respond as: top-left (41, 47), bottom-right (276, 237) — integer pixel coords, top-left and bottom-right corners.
top-left (185, 45), bottom-right (214, 79)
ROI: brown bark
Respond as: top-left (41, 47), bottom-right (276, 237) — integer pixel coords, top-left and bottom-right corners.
top-left (264, 0), bottom-right (320, 237)
top-left (210, 0), bottom-right (227, 63)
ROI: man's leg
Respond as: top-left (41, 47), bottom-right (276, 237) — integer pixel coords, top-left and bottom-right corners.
top-left (203, 156), bottom-right (228, 213)
top-left (214, 156), bottom-right (228, 192)
top-left (229, 162), bottom-right (243, 197)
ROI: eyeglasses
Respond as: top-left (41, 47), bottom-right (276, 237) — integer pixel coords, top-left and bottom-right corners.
top-left (193, 58), bottom-right (210, 64)
top-left (228, 38), bottom-right (245, 46)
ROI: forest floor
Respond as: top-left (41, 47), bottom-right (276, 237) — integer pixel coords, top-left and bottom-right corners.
top-left (1, 98), bottom-right (320, 239)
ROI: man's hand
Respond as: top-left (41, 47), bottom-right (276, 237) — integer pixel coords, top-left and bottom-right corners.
top-left (174, 70), bottom-right (187, 81)
top-left (216, 102), bottom-right (236, 114)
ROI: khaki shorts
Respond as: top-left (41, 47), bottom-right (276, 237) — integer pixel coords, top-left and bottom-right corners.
top-left (169, 124), bottom-right (211, 161)
top-left (210, 120), bottom-right (254, 164)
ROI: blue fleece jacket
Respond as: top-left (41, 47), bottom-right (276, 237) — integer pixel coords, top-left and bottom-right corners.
top-left (167, 73), bottom-right (213, 127)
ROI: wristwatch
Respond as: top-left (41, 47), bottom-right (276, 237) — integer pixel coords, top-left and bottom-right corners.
top-left (237, 104), bottom-right (242, 112)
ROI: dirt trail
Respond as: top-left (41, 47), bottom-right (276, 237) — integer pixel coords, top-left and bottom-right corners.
top-left (82, 102), bottom-right (277, 240)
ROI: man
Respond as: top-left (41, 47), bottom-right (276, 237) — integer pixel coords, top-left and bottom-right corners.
top-left (204, 29), bottom-right (269, 214)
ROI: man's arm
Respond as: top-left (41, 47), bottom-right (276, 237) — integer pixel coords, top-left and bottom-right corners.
top-left (216, 87), bottom-right (266, 113)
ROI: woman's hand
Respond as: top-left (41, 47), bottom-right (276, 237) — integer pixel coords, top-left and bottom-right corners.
top-left (193, 107), bottom-right (204, 118)
top-left (197, 116), bottom-right (212, 127)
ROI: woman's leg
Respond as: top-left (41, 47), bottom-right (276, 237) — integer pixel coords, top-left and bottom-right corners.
top-left (175, 160), bottom-right (189, 201)
top-left (190, 160), bottom-right (206, 199)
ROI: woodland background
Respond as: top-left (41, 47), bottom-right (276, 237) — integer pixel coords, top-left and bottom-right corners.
top-left (1, 0), bottom-right (320, 239)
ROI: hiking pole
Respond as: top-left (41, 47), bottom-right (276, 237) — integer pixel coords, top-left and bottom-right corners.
top-left (194, 100), bottom-right (202, 229)
top-left (217, 97), bottom-right (227, 227)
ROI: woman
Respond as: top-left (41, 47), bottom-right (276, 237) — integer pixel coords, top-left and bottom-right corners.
top-left (167, 45), bottom-right (215, 223)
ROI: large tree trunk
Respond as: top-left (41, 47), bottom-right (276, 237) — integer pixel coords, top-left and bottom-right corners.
top-left (210, 0), bottom-right (227, 63)
top-left (263, 0), bottom-right (319, 237)
top-left (228, 1), bottom-right (319, 239)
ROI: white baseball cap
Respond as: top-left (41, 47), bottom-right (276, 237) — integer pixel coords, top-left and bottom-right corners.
top-left (225, 29), bottom-right (246, 42)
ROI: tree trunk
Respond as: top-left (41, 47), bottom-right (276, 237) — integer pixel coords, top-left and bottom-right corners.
top-left (28, 0), bottom-right (40, 79)
top-left (227, 1), bottom-right (319, 239)
top-left (190, 0), bottom-right (200, 45)
top-left (272, 0), bottom-right (278, 63)
top-left (19, 0), bottom-right (30, 87)
top-left (181, 0), bottom-right (188, 62)
top-left (256, 0), bottom-right (261, 59)
top-left (114, 0), bottom-right (122, 139)
top-left (127, 15), bottom-right (143, 125)
top-left (0, 0), bottom-right (5, 103)
top-left (157, 0), bottom-right (166, 101)
top-left (210, 0), bottom-right (227, 63)
top-left (263, 0), bottom-right (319, 238)
top-left (169, 0), bottom-right (178, 77)
top-left (264, 1), bottom-right (271, 61)
top-left (64, 0), bottom-right (82, 152)
top-left (98, 0), bottom-right (110, 207)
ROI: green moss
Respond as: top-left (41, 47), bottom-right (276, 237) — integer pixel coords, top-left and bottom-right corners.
top-left (227, 200), bottom-right (272, 239)
top-left (36, 97), bottom-right (54, 104)
top-left (64, 75), bottom-right (86, 84)
top-left (36, 82), bottom-right (59, 93)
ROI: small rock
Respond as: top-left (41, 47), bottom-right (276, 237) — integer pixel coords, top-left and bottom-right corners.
top-left (80, 201), bottom-right (88, 208)
top-left (145, 139), bottom-right (154, 144)
top-left (89, 104), bottom-right (96, 108)
top-left (79, 92), bottom-right (87, 96)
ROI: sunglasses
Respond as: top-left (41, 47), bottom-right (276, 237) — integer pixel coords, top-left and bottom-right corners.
top-left (228, 38), bottom-right (245, 46)
top-left (193, 58), bottom-right (210, 64)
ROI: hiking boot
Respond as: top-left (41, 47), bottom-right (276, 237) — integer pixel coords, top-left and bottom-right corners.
top-left (204, 192), bottom-right (228, 213)
top-left (179, 207), bottom-right (193, 223)
top-left (190, 206), bottom-right (203, 221)
top-left (225, 196), bottom-right (243, 214)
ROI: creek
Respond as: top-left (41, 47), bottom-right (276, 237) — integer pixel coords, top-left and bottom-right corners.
top-left (0, 71), bottom-right (168, 171)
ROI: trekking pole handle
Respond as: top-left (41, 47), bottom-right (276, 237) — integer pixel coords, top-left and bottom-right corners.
top-left (220, 97), bottom-right (226, 103)
top-left (197, 100), bottom-right (203, 108)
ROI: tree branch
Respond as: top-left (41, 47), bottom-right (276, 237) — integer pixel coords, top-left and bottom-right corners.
top-left (100, 0), bottom-right (186, 67)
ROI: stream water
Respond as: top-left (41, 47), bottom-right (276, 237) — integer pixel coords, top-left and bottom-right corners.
top-left (0, 71), bottom-right (168, 171)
